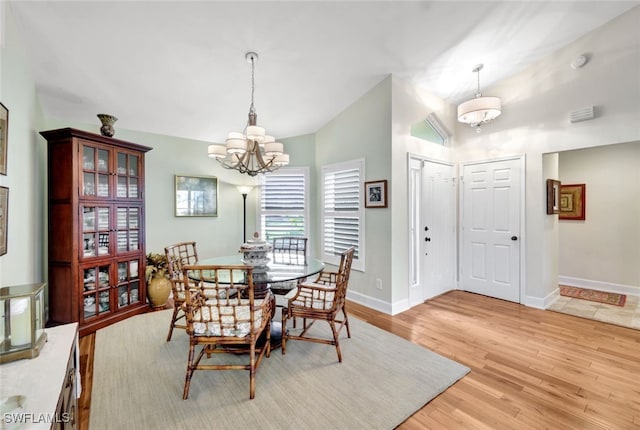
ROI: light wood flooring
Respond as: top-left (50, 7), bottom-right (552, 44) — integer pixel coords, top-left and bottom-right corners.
top-left (78, 291), bottom-right (640, 429)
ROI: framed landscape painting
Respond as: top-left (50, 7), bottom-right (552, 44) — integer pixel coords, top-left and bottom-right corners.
top-left (174, 175), bottom-right (218, 217)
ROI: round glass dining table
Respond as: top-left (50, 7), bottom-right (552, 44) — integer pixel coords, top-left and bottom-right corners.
top-left (193, 254), bottom-right (324, 296)
top-left (191, 254), bottom-right (324, 346)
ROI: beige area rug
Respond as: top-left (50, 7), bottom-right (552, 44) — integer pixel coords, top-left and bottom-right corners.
top-left (90, 310), bottom-right (469, 430)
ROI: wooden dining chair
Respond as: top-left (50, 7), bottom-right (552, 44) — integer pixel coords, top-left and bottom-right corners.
top-left (281, 246), bottom-right (355, 362)
top-left (164, 242), bottom-right (198, 341)
top-left (272, 236), bottom-right (308, 265)
top-left (181, 264), bottom-right (273, 400)
top-left (270, 237), bottom-right (308, 297)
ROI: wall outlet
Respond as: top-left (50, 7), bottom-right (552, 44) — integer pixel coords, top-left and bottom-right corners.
top-left (375, 279), bottom-right (382, 290)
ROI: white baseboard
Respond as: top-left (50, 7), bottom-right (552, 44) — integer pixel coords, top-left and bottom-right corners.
top-left (558, 276), bottom-right (640, 297)
top-left (525, 289), bottom-right (561, 309)
top-left (346, 290), bottom-right (394, 315)
top-left (347, 289), bottom-right (459, 316)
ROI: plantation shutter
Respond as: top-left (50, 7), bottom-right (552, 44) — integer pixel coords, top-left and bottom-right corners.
top-left (260, 169), bottom-right (307, 242)
top-left (321, 159), bottom-right (364, 269)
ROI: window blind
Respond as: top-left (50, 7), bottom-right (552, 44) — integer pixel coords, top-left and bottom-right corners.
top-left (321, 160), bottom-right (364, 269)
top-left (260, 169), bottom-right (307, 242)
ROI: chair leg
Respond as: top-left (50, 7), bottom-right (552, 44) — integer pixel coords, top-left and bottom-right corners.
top-left (329, 321), bottom-right (342, 363)
top-left (183, 343), bottom-right (196, 399)
top-left (249, 343), bottom-right (256, 399)
top-left (281, 307), bottom-right (287, 355)
top-left (166, 306), bottom-right (180, 342)
top-left (342, 306), bottom-right (351, 338)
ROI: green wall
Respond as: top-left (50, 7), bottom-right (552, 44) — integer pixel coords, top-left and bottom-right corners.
top-left (0, 4), bottom-right (48, 287)
top-left (315, 76), bottom-right (392, 304)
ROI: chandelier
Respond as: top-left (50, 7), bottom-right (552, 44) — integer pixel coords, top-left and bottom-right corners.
top-left (208, 51), bottom-right (289, 176)
top-left (457, 64), bottom-right (501, 132)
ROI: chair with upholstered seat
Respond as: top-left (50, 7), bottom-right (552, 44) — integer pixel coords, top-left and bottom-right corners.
top-left (272, 236), bottom-right (308, 265)
top-left (281, 246), bottom-right (355, 362)
top-left (164, 242), bottom-right (198, 341)
top-left (269, 236), bottom-right (308, 296)
top-left (181, 264), bottom-right (273, 400)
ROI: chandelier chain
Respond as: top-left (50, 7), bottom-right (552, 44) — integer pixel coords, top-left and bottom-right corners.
top-left (249, 55), bottom-right (256, 117)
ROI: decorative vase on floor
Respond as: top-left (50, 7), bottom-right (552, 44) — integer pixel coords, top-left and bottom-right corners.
top-left (147, 270), bottom-right (171, 309)
top-left (97, 114), bottom-right (118, 137)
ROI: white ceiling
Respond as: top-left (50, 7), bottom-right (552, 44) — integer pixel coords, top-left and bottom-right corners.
top-left (7, 1), bottom-right (639, 143)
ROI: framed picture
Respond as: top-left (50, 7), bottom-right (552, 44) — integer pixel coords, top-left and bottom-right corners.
top-left (174, 175), bottom-right (218, 217)
top-left (364, 180), bottom-right (388, 208)
top-left (546, 179), bottom-right (561, 214)
top-left (559, 184), bottom-right (586, 220)
top-left (0, 186), bottom-right (7, 255)
top-left (0, 102), bottom-right (8, 175)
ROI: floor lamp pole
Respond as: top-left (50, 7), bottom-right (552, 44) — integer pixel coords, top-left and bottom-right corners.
top-left (241, 192), bottom-right (248, 244)
top-left (236, 185), bottom-right (254, 244)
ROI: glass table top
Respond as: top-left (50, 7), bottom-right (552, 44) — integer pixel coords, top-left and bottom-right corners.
top-left (193, 254), bottom-right (324, 284)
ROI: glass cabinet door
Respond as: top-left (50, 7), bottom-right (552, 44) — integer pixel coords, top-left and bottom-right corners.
top-left (116, 151), bottom-right (140, 199)
top-left (81, 143), bottom-right (111, 198)
top-left (116, 259), bottom-right (142, 309)
top-left (115, 206), bottom-right (141, 254)
top-left (82, 265), bottom-right (111, 320)
top-left (82, 205), bottom-right (111, 258)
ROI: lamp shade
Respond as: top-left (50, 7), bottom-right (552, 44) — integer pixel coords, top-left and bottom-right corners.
top-left (226, 137), bottom-right (247, 154)
top-left (264, 142), bottom-right (283, 157)
top-left (457, 96), bottom-right (502, 125)
top-left (273, 153), bottom-right (289, 166)
top-left (246, 125), bottom-right (266, 142)
top-left (208, 144), bottom-right (227, 159)
top-left (236, 185), bottom-right (254, 195)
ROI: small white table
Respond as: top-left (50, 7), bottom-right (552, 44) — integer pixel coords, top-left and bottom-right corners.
top-left (1, 323), bottom-right (79, 429)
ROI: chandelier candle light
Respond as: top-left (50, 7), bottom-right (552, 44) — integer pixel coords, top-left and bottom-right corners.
top-left (208, 52), bottom-right (289, 176)
top-left (457, 64), bottom-right (501, 132)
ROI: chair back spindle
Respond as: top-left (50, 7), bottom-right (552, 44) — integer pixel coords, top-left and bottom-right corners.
top-left (163, 241), bottom-right (198, 341)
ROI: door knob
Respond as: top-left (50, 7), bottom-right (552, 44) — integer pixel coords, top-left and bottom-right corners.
top-left (511, 236), bottom-right (518, 241)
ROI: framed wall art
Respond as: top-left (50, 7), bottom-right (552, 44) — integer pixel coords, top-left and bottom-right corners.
top-left (174, 175), bottom-right (218, 217)
top-left (546, 179), bottom-right (561, 214)
top-left (0, 186), bottom-right (8, 255)
top-left (0, 102), bottom-right (8, 175)
top-left (364, 180), bottom-right (388, 208)
top-left (559, 183), bottom-right (586, 220)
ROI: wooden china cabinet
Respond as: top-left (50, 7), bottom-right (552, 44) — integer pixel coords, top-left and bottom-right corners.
top-left (41, 128), bottom-right (152, 336)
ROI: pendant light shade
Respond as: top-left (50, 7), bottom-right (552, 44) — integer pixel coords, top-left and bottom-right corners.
top-left (457, 64), bottom-right (502, 132)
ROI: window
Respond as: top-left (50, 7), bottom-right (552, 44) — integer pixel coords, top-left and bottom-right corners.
top-left (259, 168), bottom-right (308, 242)
top-left (410, 113), bottom-right (449, 146)
top-left (321, 159), bottom-right (364, 271)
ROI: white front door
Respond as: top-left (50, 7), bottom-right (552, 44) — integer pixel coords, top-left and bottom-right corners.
top-left (408, 157), bottom-right (455, 306)
top-left (460, 158), bottom-right (522, 303)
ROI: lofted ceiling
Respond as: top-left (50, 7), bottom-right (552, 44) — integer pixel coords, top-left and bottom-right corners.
top-left (6, 1), bottom-right (639, 144)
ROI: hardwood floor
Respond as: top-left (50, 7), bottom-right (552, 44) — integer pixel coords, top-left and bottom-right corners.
top-left (78, 291), bottom-right (640, 429)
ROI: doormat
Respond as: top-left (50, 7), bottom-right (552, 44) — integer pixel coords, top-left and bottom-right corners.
top-left (559, 286), bottom-right (627, 307)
